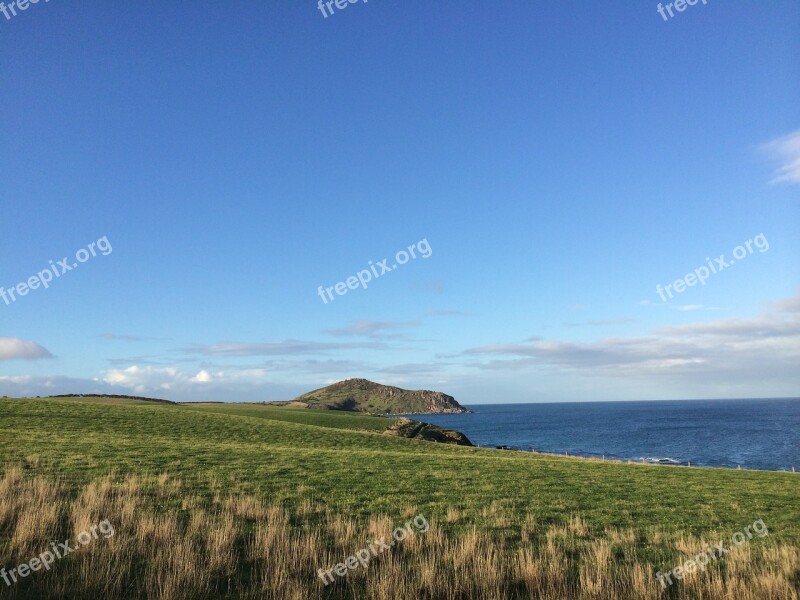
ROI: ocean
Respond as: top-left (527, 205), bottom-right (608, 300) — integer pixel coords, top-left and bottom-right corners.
top-left (409, 398), bottom-right (800, 472)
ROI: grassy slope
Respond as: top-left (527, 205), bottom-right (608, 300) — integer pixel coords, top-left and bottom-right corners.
top-left (184, 402), bottom-right (395, 432)
top-left (1, 396), bottom-right (797, 547)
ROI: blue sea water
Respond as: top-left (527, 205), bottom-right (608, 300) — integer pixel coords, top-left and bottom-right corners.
top-left (409, 398), bottom-right (800, 472)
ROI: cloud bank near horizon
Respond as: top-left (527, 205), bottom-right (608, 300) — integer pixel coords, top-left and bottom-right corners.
top-left (1, 292), bottom-right (798, 403)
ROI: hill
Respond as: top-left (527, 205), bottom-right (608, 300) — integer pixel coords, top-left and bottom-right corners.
top-left (289, 378), bottom-right (471, 414)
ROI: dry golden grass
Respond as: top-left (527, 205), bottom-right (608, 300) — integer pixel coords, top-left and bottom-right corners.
top-left (446, 506), bottom-right (461, 524)
top-left (0, 467), bottom-right (797, 600)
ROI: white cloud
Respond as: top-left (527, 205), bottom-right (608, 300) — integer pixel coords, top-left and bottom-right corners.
top-left (96, 333), bottom-right (170, 342)
top-left (101, 366), bottom-right (257, 393)
top-left (0, 370), bottom-right (302, 403)
top-left (563, 317), bottom-right (638, 327)
top-left (257, 359), bottom-right (372, 374)
top-left (190, 370), bottom-right (212, 383)
top-left (671, 305), bottom-right (722, 312)
top-left (0, 338), bottom-right (52, 361)
top-left (103, 366), bottom-right (173, 392)
top-left (762, 129), bottom-right (800, 186)
top-left (465, 292), bottom-right (800, 394)
top-left (184, 339), bottom-right (384, 357)
top-left (325, 320), bottom-right (420, 338)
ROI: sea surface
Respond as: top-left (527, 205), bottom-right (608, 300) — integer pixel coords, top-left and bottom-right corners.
top-left (408, 398), bottom-right (800, 472)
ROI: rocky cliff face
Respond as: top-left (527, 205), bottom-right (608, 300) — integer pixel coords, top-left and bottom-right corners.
top-left (293, 378), bottom-right (471, 414)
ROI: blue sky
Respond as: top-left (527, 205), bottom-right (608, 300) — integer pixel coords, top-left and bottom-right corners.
top-left (1, 0), bottom-right (798, 403)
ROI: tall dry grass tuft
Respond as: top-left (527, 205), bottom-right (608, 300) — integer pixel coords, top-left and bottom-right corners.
top-left (224, 495), bottom-right (269, 521)
top-left (207, 513), bottom-right (237, 574)
top-left (366, 514), bottom-right (395, 546)
top-left (568, 514), bottom-right (590, 537)
top-left (71, 475), bottom-right (114, 535)
top-left (8, 474), bottom-right (63, 556)
top-left (607, 526), bottom-right (636, 546)
top-left (578, 539), bottom-right (611, 598)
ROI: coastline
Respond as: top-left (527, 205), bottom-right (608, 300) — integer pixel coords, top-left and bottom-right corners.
top-left (482, 446), bottom-right (799, 474)
top-left (408, 399), bottom-right (799, 473)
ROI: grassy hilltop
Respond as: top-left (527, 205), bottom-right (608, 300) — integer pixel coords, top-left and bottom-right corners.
top-left (0, 396), bottom-right (798, 599)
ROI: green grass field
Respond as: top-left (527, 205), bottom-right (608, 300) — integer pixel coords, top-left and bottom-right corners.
top-left (1, 396), bottom-right (798, 599)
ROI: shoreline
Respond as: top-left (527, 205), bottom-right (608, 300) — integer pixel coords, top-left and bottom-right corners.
top-left (484, 445), bottom-right (798, 474)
